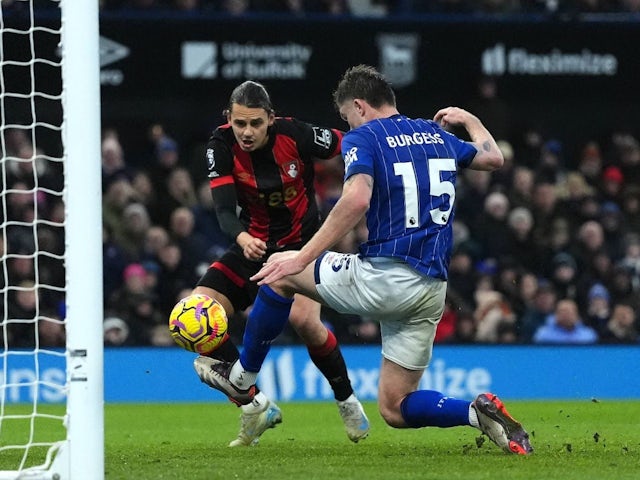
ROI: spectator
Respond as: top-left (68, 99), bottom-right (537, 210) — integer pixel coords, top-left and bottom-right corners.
top-left (517, 272), bottom-right (540, 313)
top-left (104, 316), bottom-right (131, 346)
top-left (154, 167), bottom-right (198, 229)
top-left (600, 303), bottom-right (639, 344)
top-left (599, 166), bottom-right (624, 203)
top-left (473, 289), bottom-right (516, 343)
top-left (575, 249), bottom-right (614, 305)
top-left (518, 280), bottom-right (557, 343)
top-left (533, 298), bottom-right (598, 344)
top-left (535, 140), bottom-right (564, 184)
top-left (447, 247), bottom-right (479, 310)
top-left (599, 201), bottom-right (625, 259)
top-left (608, 265), bottom-right (640, 311)
top-left (156, 242), bottom-right (196, 314)
top-left (508, 165), bottom-right (535, 209)
top-left (106, 263), bottom-right (165, 345)
top-left (101, 132), bottom-right (131, 190)
top-left (576, 140), bottom-right (603, 188)
top-left (168, 206), bottom-right (212, 274)
top-left (446, 309), bottom-right (477, 344)
top-left (131, 170), bottom-right (161, 225)
top-left (550, 252), bottom-right (579, 300)
top-left (456, 168), bottom-right (492, 219)
top-left (473, 191), bottom-right (511, 261)
top-left (103, 224), bottom-right (129, 302)
top-left (617, 233), bottom-right (640, 289)
top-left (573, 220), bottom-right (607, 268)
top-left (142, 225), bottom-right (171, 264)
top-left (191, 180), bottom-right (231, 258)
top-left (102, 177), bottom-right (138, 245)
top-left (530, 181), bottom-right (560, 248)
top-left (557, 172), bottom-right (595, 219)
top-left (583, 282), bottom-right (611, 335)
top-left (504, 206), bottom-right (540, 272)
top-left (5, 280), bottom-right (38, 347)
top-left (620, 185), bottom-right (640, 232)
top-left (115, 202), bottom-right (152, 260)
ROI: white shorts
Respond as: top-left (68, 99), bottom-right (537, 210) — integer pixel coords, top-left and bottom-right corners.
top-left (315, 252), bottom-right (447, 370)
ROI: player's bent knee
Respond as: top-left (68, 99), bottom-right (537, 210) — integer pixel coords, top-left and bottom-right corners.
top-left (378, 402), bottom-right (405, 428)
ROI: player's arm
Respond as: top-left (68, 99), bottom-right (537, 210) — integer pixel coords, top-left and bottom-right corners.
top-left (210, 183), bottom-right (267, 260)
top-left (207, 136), bottom-right (266, 259)
top-left (252, 172), bottom-right (372, 285)
top-left (210, 182), bottom-right (243, 241)
top-left (297, 172), bottom-right (371, 265)
top-left (433, 106), bottom-right (503, 171)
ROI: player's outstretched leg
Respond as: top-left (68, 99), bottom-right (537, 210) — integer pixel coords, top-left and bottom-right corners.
top-left (194, 356), bottom-right (256, 405)
top-left (194, 356), bottom-right (283, 446)
top-left (472, 393), bottom-right (533, 455)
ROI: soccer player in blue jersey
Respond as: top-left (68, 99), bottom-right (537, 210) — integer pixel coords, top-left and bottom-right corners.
top-left (194, 65), bottom-right (533, 454)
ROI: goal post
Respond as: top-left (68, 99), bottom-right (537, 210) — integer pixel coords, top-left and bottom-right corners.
top-left (61, 0), bottom-right (104, 478)
top-left (0, 0), bottom-right (103, 478)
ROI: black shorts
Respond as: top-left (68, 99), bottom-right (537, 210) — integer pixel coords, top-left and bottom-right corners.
top-left (196, 242), bottom-right (304, 312)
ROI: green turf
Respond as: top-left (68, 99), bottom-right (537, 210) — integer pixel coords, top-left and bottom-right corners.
top-left (1, 400), bottom-right (639, 479)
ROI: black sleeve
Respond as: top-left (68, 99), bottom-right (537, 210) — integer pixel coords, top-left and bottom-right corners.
top-left (211, 182), bottom-right (245, 242)
top-left (291, 119), bottom-right (343, 160)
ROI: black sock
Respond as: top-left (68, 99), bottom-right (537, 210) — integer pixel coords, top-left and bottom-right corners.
top-left (208, 338), bottom-right (240, 362)
top-left (308, 332), bottom-right (354, 402)
top-left (207, 339), bottom-right (263, 396)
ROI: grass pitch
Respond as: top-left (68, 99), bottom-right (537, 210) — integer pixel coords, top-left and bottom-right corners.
top-left (1, 400), bottom-right (639, 479)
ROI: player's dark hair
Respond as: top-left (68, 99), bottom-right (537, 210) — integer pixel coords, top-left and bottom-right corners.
top-left (226, 80), bottom-right (274, 115)
top-left (333, 64), bottom-right (396, 109)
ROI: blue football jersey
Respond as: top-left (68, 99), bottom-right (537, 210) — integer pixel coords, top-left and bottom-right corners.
top-left (342, 114), bottom-right (477, 280)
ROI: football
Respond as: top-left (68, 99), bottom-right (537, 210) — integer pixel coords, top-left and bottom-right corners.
top-left (168, 294), bottom-right (228, 354)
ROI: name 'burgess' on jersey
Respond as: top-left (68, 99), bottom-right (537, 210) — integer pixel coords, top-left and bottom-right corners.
top-left (385, 132), bottom-right (444, 148)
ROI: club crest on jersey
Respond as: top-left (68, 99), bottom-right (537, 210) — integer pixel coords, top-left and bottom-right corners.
top-left (312, 127), bottom-right (332, 149)
top-left (284, 161), bottom-right (299, 178)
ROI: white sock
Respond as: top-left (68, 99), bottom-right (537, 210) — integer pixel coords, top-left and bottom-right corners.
top-left (230, 360), bottom-right (258, 389)
top-left (241, 391), bottom-right (268, 414)
top-left (469, 404), bottom-right (480, 428)
top-left (337, 393), bottom-right (357, 405)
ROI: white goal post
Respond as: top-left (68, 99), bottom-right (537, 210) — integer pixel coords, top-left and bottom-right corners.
top-left (0, 1), bottom-right (103, 479)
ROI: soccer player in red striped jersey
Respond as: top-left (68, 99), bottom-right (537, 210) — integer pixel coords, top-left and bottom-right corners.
top-left (192, 80), bottom-right (369, 446)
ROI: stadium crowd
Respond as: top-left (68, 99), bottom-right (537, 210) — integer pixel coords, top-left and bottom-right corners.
top-left (3, 98), bottom-right (640, 348)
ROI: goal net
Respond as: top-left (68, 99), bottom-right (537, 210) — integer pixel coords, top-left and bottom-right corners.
top-left (0, 1), bottom-right (103, 479)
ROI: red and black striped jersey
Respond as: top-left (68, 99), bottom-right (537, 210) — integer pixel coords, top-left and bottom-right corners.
top-left (206, 117), bottom-right (342, 249)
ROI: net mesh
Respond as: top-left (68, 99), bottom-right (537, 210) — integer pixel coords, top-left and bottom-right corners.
top-left (0, 0), bottom-right (67, 474)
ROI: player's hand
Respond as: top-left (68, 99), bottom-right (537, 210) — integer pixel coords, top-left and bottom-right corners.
top-left (433, 107), bottom-right (476, 129)
top-left (250, 251), bottom-right (306, 285)
top-left (241, 236), bottom-right (267, 260)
